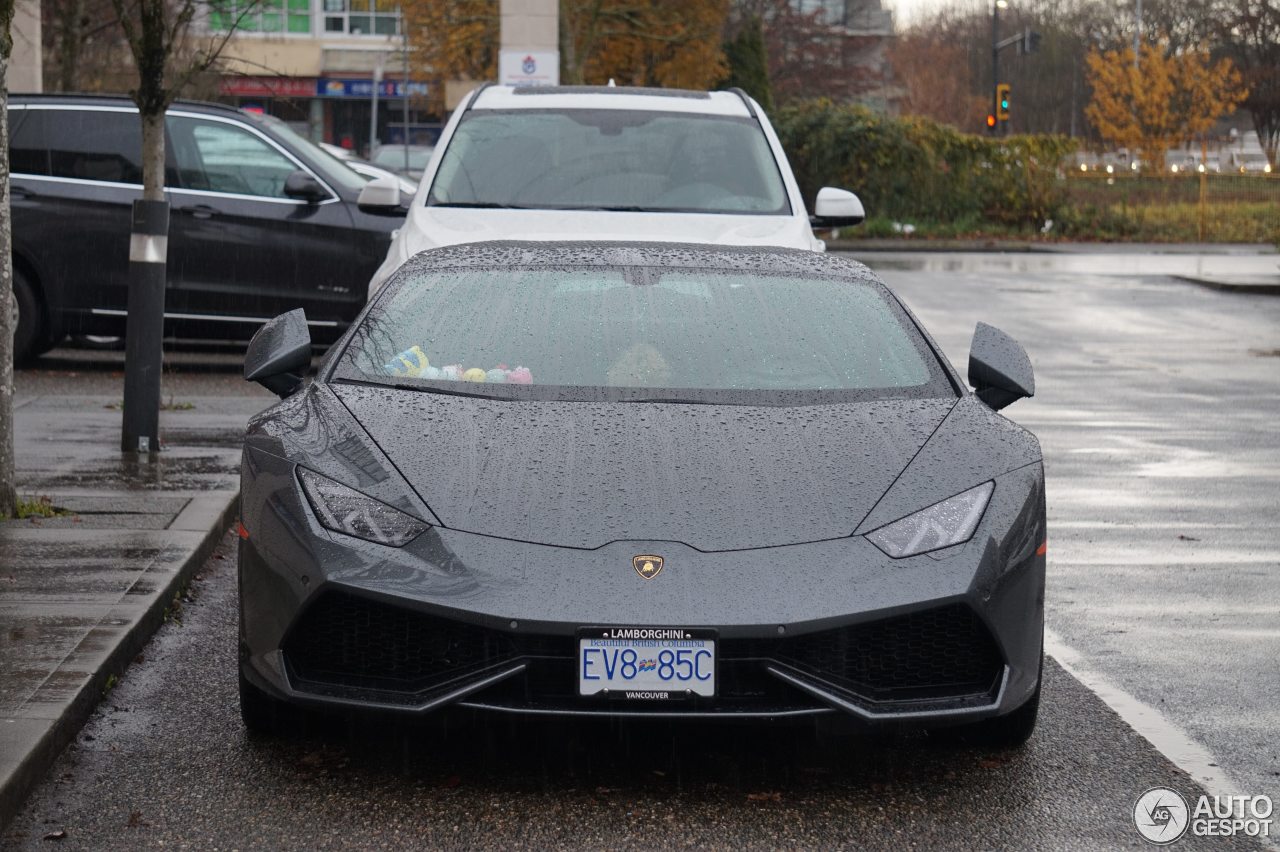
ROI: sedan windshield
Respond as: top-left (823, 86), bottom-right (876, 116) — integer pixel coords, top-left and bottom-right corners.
top-left (427, 110), bottom-right (790, 215)
top-left (334, 266), bottom-right (954, 405)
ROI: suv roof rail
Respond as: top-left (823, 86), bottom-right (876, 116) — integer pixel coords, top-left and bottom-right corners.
top-left (462, 83), bottom-right (494, 115)
top-left (726, 87), bottom-right (758, 119)
top-left (9, 92), bottom-right (242, 114)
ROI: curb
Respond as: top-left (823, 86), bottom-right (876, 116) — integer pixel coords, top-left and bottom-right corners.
top-left (0, 490), bottom-right (239, 830)
top-left (1172, 275), bottom-right (1280, 296)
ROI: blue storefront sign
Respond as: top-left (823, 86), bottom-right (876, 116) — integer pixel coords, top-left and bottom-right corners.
top-left (317, 78), bottom-right (429, 98)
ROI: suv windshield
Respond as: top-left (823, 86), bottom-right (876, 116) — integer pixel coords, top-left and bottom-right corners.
top-left (334, 265), bottom-right (953, 405)
top-left (427, 110), bottom-right (790, 215)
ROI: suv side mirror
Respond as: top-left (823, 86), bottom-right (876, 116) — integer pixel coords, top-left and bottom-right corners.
top-left (284, 170), bottom-right (329, 204)
top-left (357, 174), bottom-right (404, 214)
top-left (245, 309), bottom-right (311, 397)
top-left (811, 187), bottom-right (866, 228)
top-left (968, 322), bottom-right (1034, 410)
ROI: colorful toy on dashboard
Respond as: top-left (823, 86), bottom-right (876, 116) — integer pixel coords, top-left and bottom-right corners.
top-left (383, 345), bottom-right (429, 378)
top-left (382, 350), bottom-right (533, 385)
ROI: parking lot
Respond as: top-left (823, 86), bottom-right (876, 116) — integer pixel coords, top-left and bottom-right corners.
top-left (4, 253), bottom-right (1277, 849)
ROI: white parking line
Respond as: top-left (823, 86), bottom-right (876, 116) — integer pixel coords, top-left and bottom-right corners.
top-left (1045, 628), bottom-right (1237, 800)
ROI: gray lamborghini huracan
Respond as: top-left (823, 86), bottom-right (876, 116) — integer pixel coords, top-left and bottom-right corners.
top-left (237, 242), bottom-right (1046, 747)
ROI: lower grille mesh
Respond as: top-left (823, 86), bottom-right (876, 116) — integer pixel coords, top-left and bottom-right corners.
top-left (284, 592), bottom-right (515, 694)
top-left (773, 604), bottom-right (1002, 699)
top-left (283, 592), bottom-right (1002, 706)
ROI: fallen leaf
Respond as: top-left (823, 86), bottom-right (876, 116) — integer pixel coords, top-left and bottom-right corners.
top-left (42, 830), bottom-right (67, 841)
top-left (746, 791), bottom-right (782, 802)
top-left (127, 811), bottom-right (146, 828)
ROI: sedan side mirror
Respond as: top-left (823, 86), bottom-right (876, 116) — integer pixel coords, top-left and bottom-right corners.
top-left (357, 174), bottom-right (404, 215)
top-left (968, 321), bottom-right (1034, 410)
top-left (245, 309), bottom-right (311, 398)
top-left (283, 170), bottom-right (329, 204)
top-left (810, 187), bottom-right (866, 228)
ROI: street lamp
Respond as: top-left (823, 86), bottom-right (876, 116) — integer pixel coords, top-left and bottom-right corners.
top-left (992, 0), bottom-right (1006, 135)
top-left (1118, 0), bottom-right (1142, 67)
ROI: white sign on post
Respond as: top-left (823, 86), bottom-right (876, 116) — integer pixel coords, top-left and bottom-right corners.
top-left (499, 50), bottom-right (560, 87)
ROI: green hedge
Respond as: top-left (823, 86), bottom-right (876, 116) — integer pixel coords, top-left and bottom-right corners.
top-left (772, 100), bottom-right (1077, 228)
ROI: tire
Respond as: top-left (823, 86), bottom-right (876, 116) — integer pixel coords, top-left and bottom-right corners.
top-left (963, 652), bottom-right (1043, 750)
top-left (239, 669), bottom-right (301, 737)
top-left (11, 269), bottom-right (44, 363)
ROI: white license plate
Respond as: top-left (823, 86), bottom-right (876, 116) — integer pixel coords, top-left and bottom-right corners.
top-left (578, 628), bottom-right (716, 699)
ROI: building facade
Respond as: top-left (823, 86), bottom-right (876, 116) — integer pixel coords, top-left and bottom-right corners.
top-left (210, 0), bottom-right (436, 155)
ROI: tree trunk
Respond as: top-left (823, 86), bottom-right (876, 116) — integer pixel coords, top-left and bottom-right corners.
top-left (0, 22), bottom-right (17, 519)
top-left (56, 0), bottom-right (84, 91)
top-left (140, 110), bottom-right (166, 201)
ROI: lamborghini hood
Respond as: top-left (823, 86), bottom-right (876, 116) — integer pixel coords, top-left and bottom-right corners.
top-left (332, 384), bottom-right (956, 551)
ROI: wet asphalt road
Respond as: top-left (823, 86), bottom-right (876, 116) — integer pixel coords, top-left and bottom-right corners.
top-left (6, 258), bottom-right (1278, 849)
top-left (2, 530), bottom-right (1261, 851)
top-left (871, 256), bottom-right (1280, 807)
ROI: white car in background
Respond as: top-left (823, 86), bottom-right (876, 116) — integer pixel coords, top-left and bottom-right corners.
top-left (344, 159), bottom-right (418, 196)
top-left (360, 85), bottom-right (865, 295)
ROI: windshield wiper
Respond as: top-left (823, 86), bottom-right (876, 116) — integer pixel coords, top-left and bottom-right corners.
top-left (617, 396), bottom-right (722, 405)
top-left (333, 377), bottom-right (504, 401)
top-left (428, 201), bottom-right (535, 209)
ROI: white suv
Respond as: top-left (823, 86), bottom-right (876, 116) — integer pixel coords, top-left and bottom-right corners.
top-left (362, 85), bottom-right (864, 295)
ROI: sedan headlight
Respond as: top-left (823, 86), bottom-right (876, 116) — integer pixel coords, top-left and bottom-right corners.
top-left (298, 468), bottom-right (428, 546)
top-left (865, 481), bottom-right (994, 558)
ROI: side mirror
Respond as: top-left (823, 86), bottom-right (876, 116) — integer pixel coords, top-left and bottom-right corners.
top-left (968, 322), bottom-right (1034, 410)
top-left (357, 174), bottom-right (404, 214)
top-left (245, 309), bottom-right (311, 397)
top-left (284, 170), bottom-right (329, 203)
top-left (811, 187), bottom-right (866, 228)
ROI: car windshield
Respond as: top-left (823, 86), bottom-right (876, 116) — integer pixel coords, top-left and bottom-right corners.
top-left (426, 110), bottom-right (791, 215)
top-left (373, 146), bottom-right (433, 169)
top-left (332, 265), bottom-right (953, 405)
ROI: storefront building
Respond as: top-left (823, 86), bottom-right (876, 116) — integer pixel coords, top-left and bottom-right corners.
top-left (210, 1), bottom-right (438, 155)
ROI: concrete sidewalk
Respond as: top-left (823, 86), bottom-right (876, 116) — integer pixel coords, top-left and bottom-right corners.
top-left (0, 394), bottom-right (265, 828)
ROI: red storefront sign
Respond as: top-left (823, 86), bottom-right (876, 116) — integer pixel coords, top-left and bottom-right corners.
top-left (219, 77), bottom-right (318, 98)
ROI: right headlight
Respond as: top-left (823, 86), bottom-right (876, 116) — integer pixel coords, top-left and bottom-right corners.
top-left (865, 481), bottom-right (994, 558)
top-left (298, 468), bottom-right (428, 547)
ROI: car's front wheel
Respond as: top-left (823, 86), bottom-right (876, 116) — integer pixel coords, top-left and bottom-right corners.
top-left (971, 676), bottom-right (1040, 749)
top-left (963, 650), bottom-right (1042, 750)
top-left (12, 270), bottom-right (46, 363)
top-left (239, 669), bottom-right (302, 737)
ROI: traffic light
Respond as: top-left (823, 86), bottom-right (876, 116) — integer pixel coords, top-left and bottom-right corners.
top-left (986, 114), bottom-right (997, 130)
top-left (1020, 28), bottom-right (1042, 55)
top-left (996, 84), bottom-right (1011, 121)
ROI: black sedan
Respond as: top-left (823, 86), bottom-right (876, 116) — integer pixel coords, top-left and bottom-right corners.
top-left (237, 242), bottom-right (1046, 747)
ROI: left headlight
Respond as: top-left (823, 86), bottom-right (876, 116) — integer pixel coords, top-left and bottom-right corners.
top-left (865, 481), bottom-right (994, 558)
top-left (298, 468), bottom-right (428, 547)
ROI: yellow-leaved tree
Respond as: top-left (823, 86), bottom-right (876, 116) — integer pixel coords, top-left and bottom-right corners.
top-left (403, 0), bottom-right (729, 106)
top-left (400, 0), bottom-right (499, 111)
top-left (1085, 42), bottom-right (1248, 171)
top-left (561, 0), bottom-right (728, 88)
